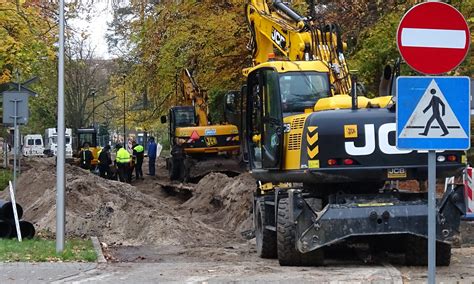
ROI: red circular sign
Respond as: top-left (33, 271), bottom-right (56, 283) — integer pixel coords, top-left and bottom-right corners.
top-left (397, 2), bottom-right (470, 75)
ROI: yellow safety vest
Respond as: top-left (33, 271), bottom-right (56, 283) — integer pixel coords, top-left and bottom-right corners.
top-left (116, 148), bottom-right (131, 163)
top-left (133, 144), bottom-right (144, 153)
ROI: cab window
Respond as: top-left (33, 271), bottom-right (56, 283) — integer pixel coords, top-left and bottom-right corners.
top-left (279, 72), bottom-right (330, 114)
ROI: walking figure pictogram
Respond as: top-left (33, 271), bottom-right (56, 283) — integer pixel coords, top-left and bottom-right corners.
top-left (420, 88), bottom-right (448, 136)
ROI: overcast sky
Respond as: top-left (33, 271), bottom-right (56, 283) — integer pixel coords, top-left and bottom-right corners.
top-left (69, 1), bottom-right (114, 59)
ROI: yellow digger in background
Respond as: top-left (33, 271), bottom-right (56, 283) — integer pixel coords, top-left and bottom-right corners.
top-left (161, 69), bottom-right (241, 182)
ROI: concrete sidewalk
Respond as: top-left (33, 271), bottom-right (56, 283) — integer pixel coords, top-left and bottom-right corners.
top-left (0, 262), bottom-right (97, 283)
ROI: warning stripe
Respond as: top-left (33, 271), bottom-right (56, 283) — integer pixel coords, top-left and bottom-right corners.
top-left (306, 126), bottom-right (319, 159)
top-left (464, 167), bottom-right (474, 213)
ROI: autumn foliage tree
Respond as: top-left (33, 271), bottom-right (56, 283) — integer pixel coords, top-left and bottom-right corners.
top-left (107, 0), bottom-right (471, 129)
top-left (107, 0), bottom-right (250, 129)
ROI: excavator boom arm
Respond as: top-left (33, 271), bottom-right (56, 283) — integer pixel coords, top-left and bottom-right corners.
top-left (246, 0), bottom-right (351, 94)
top-left (179, 68), bottom-right (209, 126)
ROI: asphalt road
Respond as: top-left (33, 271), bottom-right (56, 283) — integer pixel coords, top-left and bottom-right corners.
top-left (20, 246), bottom-right (468, 283)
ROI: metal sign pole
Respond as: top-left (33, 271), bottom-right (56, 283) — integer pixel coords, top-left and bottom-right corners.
top-left (18, 127), bottom-right (21, 175)
top-left (56, 0), bottom-right (66, 253)
top-left (12, 100), bottom-right (18, 194)
top-left (17, 79), bottom-right (21, 176)
top-left (428, 150), bottom-right (436, 284)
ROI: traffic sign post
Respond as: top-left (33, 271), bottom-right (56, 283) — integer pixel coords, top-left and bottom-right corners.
top-left (397, 76), bottom-right (471, 284)
top-left (1, 91), bottom-right (35, 200)
top-left (396, 2), bottom-right (470, 282)
top-left (397, 2), bottom-right (470, 75)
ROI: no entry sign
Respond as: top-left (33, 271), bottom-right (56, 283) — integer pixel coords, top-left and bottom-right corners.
top-left (397, 2), bottom-right (470, 75)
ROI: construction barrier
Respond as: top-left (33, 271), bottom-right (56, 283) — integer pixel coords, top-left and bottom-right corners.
top-left (464, 167), bottom-right (474, 220)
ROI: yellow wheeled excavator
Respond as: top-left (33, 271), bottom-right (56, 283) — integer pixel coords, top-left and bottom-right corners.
top-left (239, 0), bottom-right (466, 266)
top-left (161, 69), bottom-right (241, 182)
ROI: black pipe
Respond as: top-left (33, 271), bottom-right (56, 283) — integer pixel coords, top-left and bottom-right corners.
top-left (0, 200), bottom-right (23, 220)
top-left (351, 76), bottom-right (358, 110)
top-left (9, 220), bottom-right (35, 239)
top-left (309, 0), bottom-right (316, 19)
top-left (0, 220), bottom-right (12, 238)
top-left (273, 0), bottom-right (305, 22)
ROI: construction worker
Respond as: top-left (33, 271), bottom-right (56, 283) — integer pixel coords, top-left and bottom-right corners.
top-left (132, 140), bottom-right (144, 180)
top-left (147, 137), bottom-right (157, 176)
top-left (79, 142), bottom-right (93, 170)
top-left (115, 144), bottom-right (131, 183)
top-left (98, 145), bottom-right (112, 179)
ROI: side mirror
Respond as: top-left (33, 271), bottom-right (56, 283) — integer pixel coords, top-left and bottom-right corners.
top-left (379, 64), bottom-right (393, 97)
top-left (160, 115), bottom-right (167, 124)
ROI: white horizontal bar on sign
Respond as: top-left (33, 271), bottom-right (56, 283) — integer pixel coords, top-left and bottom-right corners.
top-left (401, 28), bottom-right (466, 49)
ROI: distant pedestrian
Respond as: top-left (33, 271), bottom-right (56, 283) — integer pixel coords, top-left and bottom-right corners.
top-left (147, 137), bottom-right (157, 176)
top-left (98, 145), bottom-right (112, 179)
top-left (115, 144), bottom-right (131, 183)
top-left (79, 142), bottom-right (93, 170)
top-left (132, 140), bottom-right (144, 180)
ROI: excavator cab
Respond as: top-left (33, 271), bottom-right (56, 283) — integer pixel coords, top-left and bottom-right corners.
top-left (166, 106), bottom-right (196, 139)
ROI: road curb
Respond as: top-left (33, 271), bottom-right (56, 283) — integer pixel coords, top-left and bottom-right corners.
top-left (91, 236), bottom-right (107, 263)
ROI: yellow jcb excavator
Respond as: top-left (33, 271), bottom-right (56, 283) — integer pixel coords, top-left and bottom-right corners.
top-left (236, 0), bottom-right (467, 266)
top-left (161, 69), bottom-right (241, 181)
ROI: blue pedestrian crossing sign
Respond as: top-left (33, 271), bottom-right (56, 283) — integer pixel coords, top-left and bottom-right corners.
top-left (396, 76), bottom-right (471, 150)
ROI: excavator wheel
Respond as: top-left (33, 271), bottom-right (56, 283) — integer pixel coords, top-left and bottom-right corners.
top-left (277, 198), bottom-right (324, 266)
top-left (405, 237), bottom-right (451, 266)
top-left (255, 200), bottom-right (277, 259)
top-left (168, 157), bottom-right (184, 181)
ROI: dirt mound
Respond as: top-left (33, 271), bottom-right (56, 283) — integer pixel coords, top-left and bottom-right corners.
top-left (0, 158), bottom-right (227, 246)
top-left (181, 172), bottom-right (256, 235)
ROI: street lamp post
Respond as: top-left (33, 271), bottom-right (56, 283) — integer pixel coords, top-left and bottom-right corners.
top-left (91, 89), bottom-right (96, 127)
top-left (122, 75), bottom-right (126, 144)
top-left (56, 0), bottom-right (65, 253)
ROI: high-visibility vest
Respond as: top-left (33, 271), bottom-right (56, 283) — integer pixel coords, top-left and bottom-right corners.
top-left (97, 149), bottom-right (102, 163)
top-left (116, 148), bottom-right (131, 163)
top-left (133, 144), bottom-right (144, 153)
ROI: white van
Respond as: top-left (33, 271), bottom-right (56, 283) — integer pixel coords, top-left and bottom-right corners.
top-left (44, 128), bottom-right (73, 158)
top-left (22, 134), bottom-right (44, 157)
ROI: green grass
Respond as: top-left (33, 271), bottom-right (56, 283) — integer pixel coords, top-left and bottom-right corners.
top-left (0, 238), bottom-right (97, 262)
top-left (0, 168), bottom-right (13, 191)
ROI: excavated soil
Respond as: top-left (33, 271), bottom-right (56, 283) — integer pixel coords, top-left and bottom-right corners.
top-left (180, 172), bottom-right (255, 234)
top-left (0, 157), bottom-right (256, 251)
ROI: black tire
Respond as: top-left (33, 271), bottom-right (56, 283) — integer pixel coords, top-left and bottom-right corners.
top-left (255, 200), bottom-right (277, 259)
top-left (405, 237), bottom-right (451, 266)
top-left (168, 157), bottom-right (183, 181)
top-left (277, 198), bottom-right (324, 266)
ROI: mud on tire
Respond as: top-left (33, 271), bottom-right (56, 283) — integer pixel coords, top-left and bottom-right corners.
top-left (405, 237), bottom-right (451, 266)
top-left (277, 198), bottom-right (324, 266)
top-left (255, 200), bottom-right (277, 259)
